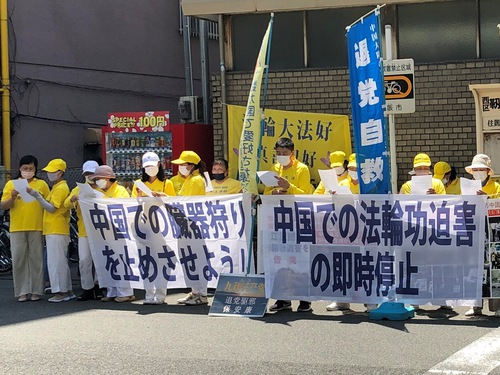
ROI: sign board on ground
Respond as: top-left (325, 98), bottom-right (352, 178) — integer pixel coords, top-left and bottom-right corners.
top-left (209, 274), bottom-right (268, 318)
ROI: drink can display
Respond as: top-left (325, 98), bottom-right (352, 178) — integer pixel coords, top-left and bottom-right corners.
top-left (150, 137), bottom-right (155, 148)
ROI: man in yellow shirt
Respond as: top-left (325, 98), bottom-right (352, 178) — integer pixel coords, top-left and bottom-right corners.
top-left (63, 160), bottom-right (101, 301)
top-left (433, 161), bottom-right (461, 195)
top-left (314, 151), bottom-right (348, 195)
top-left (400, 153), bottom-right (446, 195)
top-left (265, 138), bottom-right (313, 312)
top-left (208, 158), bottom-right (242, 195)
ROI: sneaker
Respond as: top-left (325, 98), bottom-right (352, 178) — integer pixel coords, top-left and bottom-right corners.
top-left (297, 301), bottom-right (312, 312)
top-left (94, 286), bottom-right (105, 300)
top-left (44, 286), bottom-right (52, 294)
top-left (269, 300), bottom-right (292, 312)
top-left (115, 295), bottom-right (136, 303)
top-left (48, 294), bottom-right (69, 303)
top-left (464, 307), bottom-right (482, 316)
top-left (66, 293), bottom-right (76, 301)
top-left (143, 298), bottom-right (156, 305)
top-left (184, 294), bottom-right (208, 306)
top-left (101, 296), bottom-right (115, 302)
top-left (151, 298), bottom-right (165, 305)
top-left (77, 289), bottom-right (96, 301)
top-left (326, 302), bottom-right (350, 311)
top-left (177, 292), bottom-right (193, 304)
top-left (364, 304), bottom-right (378, 312)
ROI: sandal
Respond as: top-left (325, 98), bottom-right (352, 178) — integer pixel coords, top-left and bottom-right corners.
top-left (18, 295), bottom-right (28, 302)
top-left (30, 294), bottom-right (40, 301)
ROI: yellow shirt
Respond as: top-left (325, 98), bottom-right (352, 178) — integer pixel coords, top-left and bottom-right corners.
top-left (131, 178), bottom-right (176, 197)
top-left (481, 178), bottom-right (500, 199)
top-left (445, 178), bottom-right (461, 195)
top-left (400, 178), bottom-right (446, 195)
top-left (314, 173), bottom-right (348, 195)
top-left (339, 177), bottom-right (360, 194)
top-left (208, 178), bottom-right (242, 195)
top-left (63, 185), bottom-right (103, 237)
top-left (264, 159), bottom-right (311, 195)
top-left (178, 170), bottom-right (206, 196)
top-left (170, 173), bottom-right (186, 195)
top-left (104, 182), bottom-right (130, 198)
top-left (2, 178), bottom-right (50, 232)
top-left (43, 180), bottom-right (70, 235)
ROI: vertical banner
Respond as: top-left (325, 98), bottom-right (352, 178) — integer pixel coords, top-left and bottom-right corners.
top-left (347, 10), bottom-right (390, 194)
top-left (238, 16), bottom-right (273, 195)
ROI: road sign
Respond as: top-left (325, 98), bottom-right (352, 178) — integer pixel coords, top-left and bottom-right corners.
top-left (384, 58), bottom-right (415, 114)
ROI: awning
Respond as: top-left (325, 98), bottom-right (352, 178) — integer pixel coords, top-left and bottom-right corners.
top-left (181, 0), bottom-right (437, 17)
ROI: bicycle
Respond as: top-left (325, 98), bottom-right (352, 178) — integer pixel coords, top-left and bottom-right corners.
top-left (0, 210), bottom-right (12, 274)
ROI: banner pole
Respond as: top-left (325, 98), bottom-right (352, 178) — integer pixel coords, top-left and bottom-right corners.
top-left (246, 14), bottom-right (274, 275)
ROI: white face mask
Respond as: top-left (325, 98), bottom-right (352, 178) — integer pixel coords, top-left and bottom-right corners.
top-left (441, 177), bottom-right (449, 185)
top-left (47, 171), bottom-right (60, 182)
top-left (334, 167), bottom-right (345, 176)
top-left (21, 171), bottom-right (34, 180)
top-left (472, 171), bottom-right (488, 182)
top-left (277, 155), bottom-right (291, 167)
top-left (145, 166), bottom-right (159, 177)
top-left (178, 165), bottom-right (190, 177)
top-left (348, 170), bottom-right (358, 181)
top-left (95, 179), bottom-right (108, 189)
top-left (414, 169), bottom-right (430, 176)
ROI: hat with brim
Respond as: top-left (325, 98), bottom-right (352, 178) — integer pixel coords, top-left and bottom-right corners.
top-left (43, 158), bottom-right (67, 173)
top-left (172, 150), bottom-right (201, 165)
top-left (465, 154), bottom-right (494, 175)
top-left (347, 153), bottom-right (357, 169)
top-left (89, 165), bottom-right (115, 180)
top-left (142, 152), bottom-right (160, 168)
top-left (82, 160), bottom-right (99, 174)
top-left (413, 153), bottom-right (431, 168)
top-left (329, 151), bottom-right (346, 168)
top-left (433, 161), bottom-right (452, 180)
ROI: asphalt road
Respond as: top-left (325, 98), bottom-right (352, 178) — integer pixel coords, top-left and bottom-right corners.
top-left (1, 271), bottom-right (500, 375)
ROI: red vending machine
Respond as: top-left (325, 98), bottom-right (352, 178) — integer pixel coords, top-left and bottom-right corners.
top-left (103, 111), bottom-right (213, 188)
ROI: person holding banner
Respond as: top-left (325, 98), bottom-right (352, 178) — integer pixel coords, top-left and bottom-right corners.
top-left (1, 155), bottom-right (50, 302)
top-left (433, 161), bottom-right (461, 195)
top-left (265, 138), bottom-right (313, 312)
top-left (132, 152), bottom-right (175, 305)
top-left (27, 158), bottom-right (74, 303)
top-left (399, 153), bottom-right (446, 195)
top-left (208, 158), bottom-right (242, 195)
top-left (314, 151), bottom-right (348, 195)
top-left (63, 160), bottom-right (102, 301)
top-left (463, 154), bottom-right (500, 317)
top-left (89, 165), bottom-right (135, 303)
top-left (171, 150), bottom-right (210, 305)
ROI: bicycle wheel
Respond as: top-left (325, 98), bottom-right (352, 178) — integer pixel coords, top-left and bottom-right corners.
top-left (0, 226), bottom-right (12, 273)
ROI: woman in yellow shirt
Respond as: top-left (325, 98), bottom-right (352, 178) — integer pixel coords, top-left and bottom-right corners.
top-left (28, 158), bottom-right (73, 303)
top-left (89, 165), bottom-right (134, 303)
top-left (1, 155), bottom-right (50, 302)
top-left (171, 150), bottom-right (208, 305)
top-left (132, 152), bottom-right (175, 305)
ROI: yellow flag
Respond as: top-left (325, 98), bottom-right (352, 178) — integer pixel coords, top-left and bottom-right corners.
top-left (238, 17), bottom-right (273, 195)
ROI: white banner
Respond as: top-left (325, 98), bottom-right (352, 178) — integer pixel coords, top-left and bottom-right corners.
top-left (259, 194), bottom-right (486, 306)
top-left (79, 194), bottom-right (252, 290)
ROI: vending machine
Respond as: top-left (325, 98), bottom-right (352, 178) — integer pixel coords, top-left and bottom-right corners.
top-left (103, 111), bottom-right (214, 186)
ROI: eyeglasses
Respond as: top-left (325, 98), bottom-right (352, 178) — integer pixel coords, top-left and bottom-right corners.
top-left (20, 167), bottom-right (36, 172)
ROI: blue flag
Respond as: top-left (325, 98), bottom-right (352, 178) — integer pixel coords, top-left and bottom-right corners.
top-left (346, 10), bottom-right (390, 194)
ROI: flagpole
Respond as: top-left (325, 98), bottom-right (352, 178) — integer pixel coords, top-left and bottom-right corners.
top-left (246, 13), bottom-right (274, 275)
top-left (346, 3), bottom-right (386, 31)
